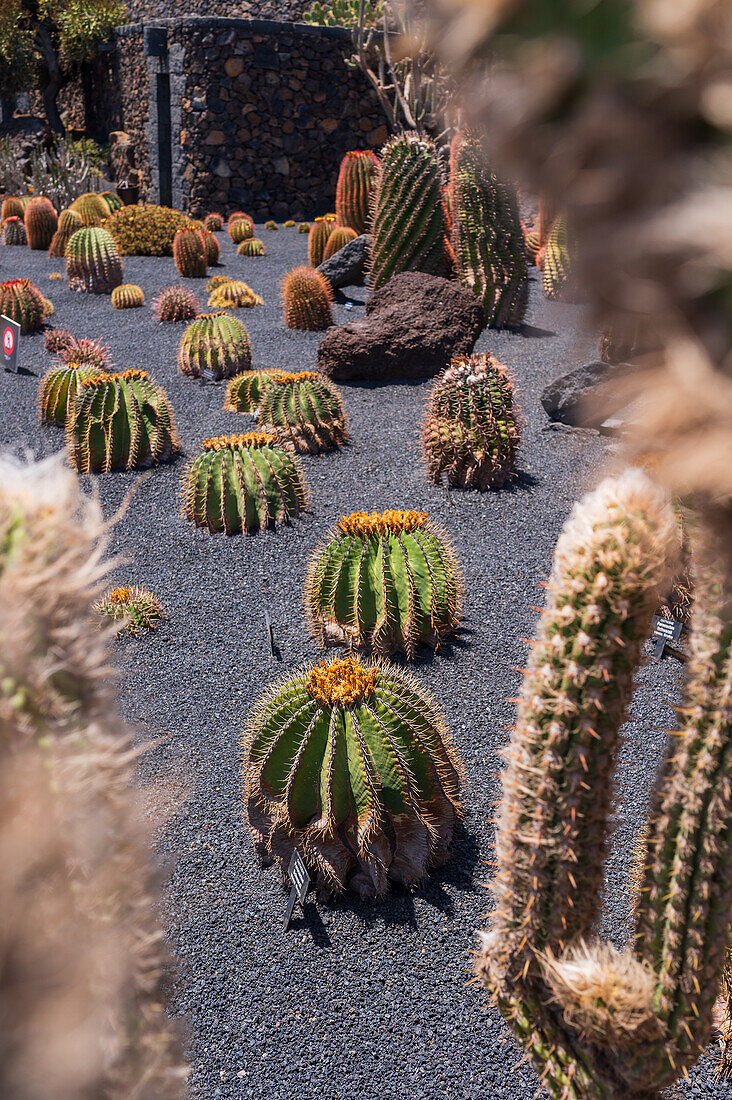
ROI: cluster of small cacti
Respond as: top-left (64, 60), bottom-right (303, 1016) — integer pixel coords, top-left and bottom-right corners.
top-left (24, 196), bottom-right (58, 250)
top-left (2, 215), bottom-right (27, 245)
top-left (307, 215), bottom-right (336, 266)
top-left (322, 225), bottom-right (358, 261)
top-left (282, 266), bottom-right (333, 330)
top-left (173, 226), bottom-right (207, 278)
top-left (44, 330), bottom-right (112, 372)
top-left (206, 274), bottom-right (231, 293)
top-left (0, 278), bottom-right (46, 333)
top-left (48, 208), bottom-right (82, 257)
top-left (66, 369), bottom-right (179, 473)
top-left (183, 431), bottom-right (307, 534)
top-left (238, 238), bottom-right (266, 256)
top-left (151, 285), bottom-right (200, 323)
top-left (70, 191), bottom-right (111, 227)
top-left (335, 149), bottom-right (379, 234)
top-left (223, 369), bottom-right (278, 414)
top-left (66, 227), bottom-right (123, 294)
top-left (422, 353), bottom-right (520, 489)
top-left (178, 312), bottom-right (252, 380)
top-left (244, 654), bottom-right (462, 897)
top-left (306, 509), bottom-right (461, 656)
top-left (204, 212), bottom-right (224, 231)
top-left (541, 215), bottom-right (574, 301)
top-left (257, 370), bottom-right (347, 453)
top-left (264, 220), bottom-right (278, 231)
top-left (111, 284), bottom-right (145, 309)
top-left (208, 280), bottom-right (263, 309)
top-left (93, 584), bottom-right (166, 634)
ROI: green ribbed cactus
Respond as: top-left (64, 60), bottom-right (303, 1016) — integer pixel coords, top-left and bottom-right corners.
top-left (0, 279), bottom-right (45, 333)
top-left (322, 225), bottom-right (358, 261)
top-left (264, 220), bottom-right (278, 231)
top-left (308, 215), bottom-right (336, 266)
top-left (70, 192), bottom-right (110, 227)
top-left (230, 217), bottom-right (254, 244)
top-left (24, 196), bottom-right (57, 250)
top-left (298, 222), bottom-right (310, 233)
top-left (223, 369), bottom-right (278, 414)
top-left (474, 469), bottom-right (732, 1098)
top-left (244, 655), bottom-right (463, 897)
top-left (93, 584), bottom-right (166, 635)
top-left (369, 134), bottom-right (451, 291)
top-left (542, 215), bottom-right (574, 302)
top-left (257, 370), bottom-right (346, 453)
top-left (208, 281), bottom-right (263, 309)
top-left (183, 431), bottom-right (307, 534)
top-left (335, 150), bottom-right (379, 234)
top-left (111, 284), bottom-right (144, 309)
top-left (100, 190), bottom-right (122, 213)
top-left (282, 267), bottom-right (333, 330)
top-left (451, 134), bottom-right (528, 327)
top-left (66, 227), bottom-right (123, 294)
top-left (178, 312), bottom-right (252, 380)
top-left (66, 369), bottom-right (180, 473)
top-left (48, 209), bottom-right (82, 257)
top-left (38, 360), bottom-right (100, 426)
top-left (173, 226), bottom-right (207, 278)
top-left (421, 353), bottom-right (520, 489)
top-left (2, 216), bottom-right (27, 245)
top-left (238, 238), bottom-right (266, 257)
top-left (306, 509), bottom-right (461, 657)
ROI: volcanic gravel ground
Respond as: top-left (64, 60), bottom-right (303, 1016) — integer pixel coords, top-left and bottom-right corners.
top-left (1, 227), bottom-right (726, 1099)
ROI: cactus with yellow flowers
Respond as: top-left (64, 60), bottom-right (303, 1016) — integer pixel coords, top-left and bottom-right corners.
top-left (0, 278), bottom-right (46, 333)
top-left (257, 370), bottom-right (347, 453)
top-left (207, 280), bottom-right (263, 309)
top-left (335, 149), bottom-right (379, 235)
top-left (306, 510), bottom-right (462, 657)
top-left (111, 284), bottom-right (144, 309)
top-left (2, 216), bottom-right (27, 245)
top-left (38, 360), bottom-right (102, 427)
top-left (308, 215), bottom-right (336, 266)
top-left (93, 585), bottom-right (166, 635)
top-left (173, 226), bottom-right (207, 278)
top-left (66, 227), bottom-right (123, 294)
top-left (24, 196), bottom-right (57, 250)
top-left (178, 312), bottom-right (252, 380)
top-left (322, 225), bottom-right (358, 261)
top-left (238, 238), bottom-right (266, 257)
top-left (48, 208), bottom-right (82, 257)
top-left (281, 266), bottom-right (333, 330)
top-left (422, 353), bottom-right (520, 490)
top-left (223, 369), bottom-right (278, 414)
top-left (66, 369), bottom-right (180, 473)
top-left (244, 655), bottom-right (463, 897)
top-left (283, 219), bottom-right (296, 228)
top-left (183, 432), bottom-right (307, 534)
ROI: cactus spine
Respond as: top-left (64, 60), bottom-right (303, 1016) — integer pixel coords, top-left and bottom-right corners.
top-left (172, 226), bottom-right (207, 278)
top-left (298, 222), bottom-right (311, 233)
top-left (24, 196), bottom-right (57, 250)
top-left (322, 225), bottom-right (358, 261)
top-left (48, 208), bottom-right (82, 257)
top-left (308, 215), bottom-right (336, 266)
top-left (201, 229), bottom-right (220, 266)
top-left (229, 217), bottom-right (254, 244)
top-left (66, 227), bottom-right (123, 294)
top-left (335, 149), bottom-right (379, 235)
top-left (451, 134), bottom-right (528, 327)
top-left (93, 585), bottom-right (166, 634)
top-left (183, 432), bottom-right (307, 534)
top-left (306, 510), bottom-right (462, 657)
top-left (111, 284), bottom-right (144, 309)
top-left (152, 286), bottom-right (200, 322)
top-left (223, 369), bottom-right (278, 414)
top-left (281, 266), bottom-right (333, 330)
top-left (0, 278), bottom-right (46, 333)
top-left (257, 370), bottom-right (347, 453)
top-left (369, 134), bottom-right (451, 291)
top-left (38, 360), bottom-right (100, 426)
top-left (244, 655), bottom-right (463, 897)
top-left (237, 238), bottom-right (266, 257)
top-left (2, 215), bottom-right (27, 245)
top-left (207, 280), bottom-right (263, 309)
top-left (178, 312), bottom-right (252, 380)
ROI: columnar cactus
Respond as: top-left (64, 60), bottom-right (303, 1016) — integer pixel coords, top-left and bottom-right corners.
top-left (306, 509), bottom-right (462, 657)
top-left (335, 149), bottom-right (379, 234)
top-left (0, 278), bottom-right (46, 333)
top-left (183, 431), bottom-right (307, 534)
top-left (229, 217), bottom-right (254, 244)
top-left (178, 312), bottom-right (252, 380)
top-left (308, 215), bottom-right (336, 266)
top-left (111, 284), bottom-right (144, 309)
top-left (66, 369), bottom-right (180, 473)
top-left (282, 266), bottom-right (333, 330)
top-left (2, 215), bottom-right (27, 245)
top-left (207, 280), bottom-right (264, 309)
top-left (93, 585), bottom-right (166, 634)
top-left (421, 353), bottom-right (520, 489)
top-left (48, 208), bottom-right (82, 257)
top-left (1, 196), bottom-right (24, 220)
top-left (223, 369), bottom-right (278, 414)
top-left (322, 225), bottom-right (358, 261)
top-left (151, 285), bottom-right (200, 322)
top-left (66, 227), bottom-right (123, 294)
top-left (244, 655), bottom-right (463, 897)
top-left (238, 238), bottom-right (266, 257)
top-left (38, 360), bottom-right (100, 426)
top-left (257, 370), bottom-right (347, 453)
top-left (70, 192), bottom-right (110, 227)
top-left (369, 134), bottom-right (451, 291)
top-left (204, 212), bottom-right (224, 231)
top-left (451, 134), bottom-right (528, 326)
top-left (24, 196), bottom-right (58, 250)
top-left (172, 226), bottom-right (207, 278)
top-left (542, 215), bottom-right (574, 302)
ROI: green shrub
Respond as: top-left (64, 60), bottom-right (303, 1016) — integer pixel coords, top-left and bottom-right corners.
top-left (106, 204), bottom-right (193, 257)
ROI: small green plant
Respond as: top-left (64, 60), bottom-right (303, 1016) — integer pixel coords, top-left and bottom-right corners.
top-left (258, 370), bottom-right (347, 453)
top-left (178, 312), bottom-right (252, 381)
top-left (173, 226), bottom-right (207, 278)
top-left (307, 215), bottom-right (336, 266)
top-left (93, 584), bottom-right (166, 635)
top-left (243, 653), bottom-right (461, 897)
top-left (24, 196), bottom-right (58, 250)
top-left (151, 285), bottom-right (199, 323)
top-left (306, 509), bottom-right (462, 656)
top-left (183, 431), bottom-right (307, 534)
top-left (0, 278), bottom-right (46, 333)
top-left (282, 266), bottom-right (333, 330)
top-left (335, 150), bottom-right (379, 234)
top-left (38, 359), bottom-right (100, 427)
top-left (2, 215), bottom-right (27, 245)
top-left (207, 280), bottom-right (263, 309)
top-left (111, 284), bottom-right (144, 309)
top-left (302, 0), bottom-right (382, 28)
top-left (323, 225), bottom-right (359, 261)
top-left (283, 219), bottom-right (296, 228)
top-left (66, 227), bottom-right (123, 294)
top-left (298, 221), bottom-right (311, 233)
top-left (48, 208), bottom-right (81, 257)
top-left (237, 238), bottom-right (266, 257)
top-left (204, 212), bottom-right (224, 231)
top-left (223, 369), bottom-right (278, 414)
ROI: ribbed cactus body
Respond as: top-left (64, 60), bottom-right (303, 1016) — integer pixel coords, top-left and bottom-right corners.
top-left (204, 212), bottom-right (224, 231)
top-left (306, 510), bottom-right (461, 657)
top-left (111, 284), bottom-right (144, 309)
top-left (202, 230), bottom-right (220, 266)
top-left (369, 134), bottom-right (450, 291)
top-left (524, 225), bottom-right (540, 264)
top-left (207, 275), bottom-right (231, 293)
top-left (230, 217), bottom-right (254, 244)
top-left (283, 219), bottom-right (296, 228)
top-left (322, 225), bottom-right (358, 261)
top-left (48, 209), bottom-right (82, 257)
top-left (93, 584), bottom-right (165, 634)
top-left (66, 227), bottom-right (123, 294)
top-left (238, 238), bottom-right (265, 257)
top-left (24, 196), bottom-right (57, 250)
top-left (451, 135), bottom-right (528, 327)
top-left (184, 432), bottom-right (307, 534)
top-left (298, 222), bottom-right (310, 233)
top-left (335, 150), bottom-right (379, 234)
top-left (223, 369), bottom-right (278, 414)
top-left (257, 370), bottom-right (347, 453)
top-left (1, 196), bottom-right (24, 220)
top-left (308, 216), bottom-right (336, 266)
top-left (173, 227), bottom-right (207, 278)
top-left (38, 361), bottom-right (99, 426)
top-left (207, 281), bottom-right (263, 309)
top-left (178, 312), bottom-right (252, 380)
top-left (100, 190), bottom-right (122, 213)
top-left (422, 353), bottom-right (520, 489)
top-left (70, 192), bottom-right (110, 227)
top-left (2, 216), bottom-right (27, 245)
top-left (244, 655), bottom-right (463, 897)
top-left (66, 369), bottom-right (179, 473)
top-left (282, 266), bottom-right (333, 330)
top-left (264, 220), bottom-right (278, 231)
top-left (151, 285), bottom-right (199, 322)
top-left (0, 278), bottom-right (45, 333)
top-left (542, 216), bottom-right (573, 301)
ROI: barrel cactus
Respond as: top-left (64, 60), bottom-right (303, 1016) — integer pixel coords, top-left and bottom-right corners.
top-left (335, 149), bottom-right (379, 234)
top-left (306, 510), bottom-right (462, 657)
top-left (230, 217), bottom-right (254, 244)
top-left (223, 369), bottom-right (278, 414)
top-left (178, 312), bottom-right (252, 380)
top-left (70, 192), bottom-right (110, 227)
top-left (151, 285), bottom-right (199, 322)
top-left (2, 216), bottom-right (27, 245)
top-left (244, 655), bottom-right (463, 897)
top-left (257, 370), bottom-right (347, 453)
top-left (283, 219), bottom-right (296, 228)
top-left (264, 220), bottom-right (278, 231)
top-left (38, 361), bottom-right (100, 426)
top-left (422, 353), bottom-right (520, 490)
top-left (48, 208), bottom-right (82, 257)
top-left (100, 190), bottom-right (122, 213)
top-left (206, 274), bottom-right (231, 293)
top-left (66, 369), bottom-right (180, 473)
top-left (524, 224), bottom-right (540, 265)
top-left (0, 278), bottom-right (46, 333)
top-left (93, 584), bottom-right (166, 635)
top-left (369, 134), bottom-right (451, 291)
top-left (66, 227), bottom-right (123, 294)
top-left (282, 266), bottom-right (333, 330)
top-left (308, 215), bottom-right (336, 266)
top-left (298, 222), bottom-right (311, 233)
top-left (201, 229), bottom-right (219, 266)
top-left (207, 280), bottom-right (263, 309)
top-left (50, 334), bottom-right (112, 372)
top-left (204, 212), bottom-right (224, 231)
top-left (183, 431), bottom-right (307, 534)
top-left (238, 238), bottom-right (266, 257)
top-left (111, 284), bottom-right (144, 309)
top-left (322, 225), bottom-right (358, 261)
top-left (24, 196), bottom-right (58, 250)
top-left (542, 215), bottom-right (574, 301)
top-left (1, 196), bottom-right (24, 220)
top-left (173, 226), bottom-right (207, 278)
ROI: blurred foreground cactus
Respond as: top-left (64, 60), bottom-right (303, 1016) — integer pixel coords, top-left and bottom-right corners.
top-left (335, 150), bottom-right (379, 235)
top-left (244, 655), bottom-right (462, 897)
top-left (257, 370), bottom-right (347, 453)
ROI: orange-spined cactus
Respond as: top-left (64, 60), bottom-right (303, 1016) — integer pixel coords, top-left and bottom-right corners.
top-left (48, 209), bottom-right (82, 258)
top-left (308, 215), bottom-right (337, 266)
top-left (24, 196), bottom-right (58, 250)
top-left (281, 266), bottom-right (333, 330)
top-left (322, 225), bottom-right (358, 261)
top-left (0, 278), bottom-right (46, 333)
top-left (172, 226), bottom-right (207, 278)
top-left (335, 150), bottom-right (379, 234)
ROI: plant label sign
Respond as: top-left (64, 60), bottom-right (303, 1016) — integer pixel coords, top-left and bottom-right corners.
top-left (2, 315), bottom-right (19, 373)
top-left (651, 615), bottom-right (683, 660)
top-left (284, 849), bottom-right (310, 930)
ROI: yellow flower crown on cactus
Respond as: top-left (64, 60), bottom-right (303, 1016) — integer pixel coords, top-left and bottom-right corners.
top-left (305, 657), bottom-right (378, 707)
top-left (80, 368), bottom-right (149, 389)
top-left (270, 370), bottom-right (321, 384)
top-left (202, 432), bottom-right (278, 452)
top-left (107, 586), bottom-right (135, 605)
top-left (336, 509), bottom-right (429, 538)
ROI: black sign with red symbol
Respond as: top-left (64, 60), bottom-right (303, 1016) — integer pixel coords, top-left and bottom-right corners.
top-left (2, 315), bottom-right (19, 373)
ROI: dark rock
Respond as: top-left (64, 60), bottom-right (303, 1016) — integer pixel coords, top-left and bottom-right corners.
top-left (541, 360), bottom-right (634, 428)
top-left (317, 234), bottom-right (370, 290)
top-left (317, 272), bottom-right (484, 383)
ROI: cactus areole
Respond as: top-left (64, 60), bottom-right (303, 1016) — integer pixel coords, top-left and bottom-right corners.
top-left (244, 656), bottom-right (463, 897)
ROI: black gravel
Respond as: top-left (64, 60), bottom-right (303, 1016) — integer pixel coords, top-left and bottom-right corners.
top-left (1, 229), bottom-right (725, 1099)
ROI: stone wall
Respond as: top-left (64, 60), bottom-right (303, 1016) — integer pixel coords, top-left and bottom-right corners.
top-left (124, 0), bottom-right (314, 21)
